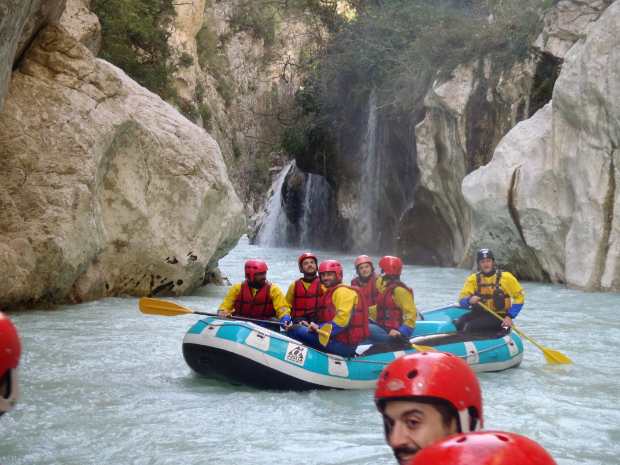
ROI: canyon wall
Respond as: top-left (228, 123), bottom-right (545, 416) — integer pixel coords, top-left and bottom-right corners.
top-left (463, 0), bottom-right (620, 291)
top-left (0, 13), bottom-right (245, 309)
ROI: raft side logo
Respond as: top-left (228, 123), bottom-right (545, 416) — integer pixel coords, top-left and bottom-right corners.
top-left (285, 342), bottom-right (307, 367)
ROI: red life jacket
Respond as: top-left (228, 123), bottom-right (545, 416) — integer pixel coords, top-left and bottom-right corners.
top-left (375, 283), bottom-right (413, 330)
top-left (351, 273), bottom-right (381, 306)
top-left (319, 284), bottom-right (369, 345)
top-left (291, 277), bottom-right (323, 319)
top-left (233, 282), bottom-right (274, 320)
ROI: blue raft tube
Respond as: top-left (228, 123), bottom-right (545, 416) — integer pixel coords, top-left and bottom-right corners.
top-left (182, 304), bottom-right (523, 390)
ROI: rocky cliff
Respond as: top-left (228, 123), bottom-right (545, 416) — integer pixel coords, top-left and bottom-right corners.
top-left (396, 0), bottom-right (613, 268)
top-left (0, 18), bottom-right (245, 310)
top-left (0, 0), bottom-right (68, 113)
top-left (462, 0), bottom-right (620, 291)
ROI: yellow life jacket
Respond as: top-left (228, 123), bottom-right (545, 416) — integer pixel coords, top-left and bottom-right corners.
top-left (474, 270), bottom-right (511, 314)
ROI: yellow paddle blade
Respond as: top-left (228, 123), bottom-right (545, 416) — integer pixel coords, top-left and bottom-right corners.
top-left (411, 344), bottom-right (437, 352)
top-left (477, 302), bottom-right (573, 364)
top-left (317, 324), bottom-right (332, 346)
top-left (542, 348), bottom-right (574, 364)
top-left (139, 297), bottom-right (195, 316)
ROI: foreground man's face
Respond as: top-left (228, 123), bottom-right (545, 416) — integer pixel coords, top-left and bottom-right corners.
top-left (358, 263), bottom-right (373, 278)
top-left (383, 400), bottom-right (458, 465)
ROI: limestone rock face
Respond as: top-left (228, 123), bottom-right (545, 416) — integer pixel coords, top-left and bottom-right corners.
top-left (59, 0), bottom-right (101, 55)
top-left (0, 0), bottom-right (67, 113)
top-left (533, 0), bottom-right (612, 59)
top-left (168, 0), bottom-right (205, 101)
top-left (397, 57), bottom-right (540, 266)
top-left (0, 24), bottom-right (245, 310)
top-left (462, 1), bottom-right (620, 291)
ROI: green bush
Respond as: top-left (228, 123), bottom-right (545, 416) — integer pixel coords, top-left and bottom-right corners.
top-left (231, 131), bottom-right (243, 158)
top-left (216, 78), bottom-right (235, 107)
top-left (196, 22), bottom-right (229, 79)
top-left (91, 0), bottom-right (177, 99)
top-left (178, 52), bottom-right (195, 68)
top-left (200, 104), bottom-right (213, 122)
top-left (228, 1), bottom-right (278, 47)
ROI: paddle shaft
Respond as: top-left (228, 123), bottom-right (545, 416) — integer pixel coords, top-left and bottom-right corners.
top-left (186, 309), bottom-right (284, 327)
top-left (476, 303), bottom-right (548, 351)
top-left (420, 303), bottom-right (462, 315)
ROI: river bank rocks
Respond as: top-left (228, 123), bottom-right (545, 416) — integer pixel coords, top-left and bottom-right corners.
top-left (462, 1), bottom-right (620, 291)
top-left (0, 23), bottom-right (245, 310)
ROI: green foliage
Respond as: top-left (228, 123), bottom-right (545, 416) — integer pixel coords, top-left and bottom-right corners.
top-left (196, 22), bottom-right (229, 79)
top-left (231, 131), bottom-right (243, 158)
top-left (249, 154), bottom-right (271, 193)
top-left (178, 52), bottom-right (195, 68)
top-left (541, 0), bottom-right (554, 10)
top-left (216, 78), bottom-right (235, 107)
top-left (91, 0), bottom-right (177, 98)
top-left (200, 104), bottom-right (213, 122)
top-left (282, 0), bottom-right (543, 167)
top-left (228, 1), bottom-right (279, 47)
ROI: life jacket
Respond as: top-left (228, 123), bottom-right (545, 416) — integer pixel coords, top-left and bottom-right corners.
top-left (375, 283), bottom-right (413, 330)
top-left (350, 273), bottom-right (381, 306)
top-left (473, 270), bottom-right (511, 314)
top-left (291, 277), bottom-right (323, 319)
top-left (233, 282), bottom-right (274, 320)
top-left (319, 284), bottom-right (370, 346)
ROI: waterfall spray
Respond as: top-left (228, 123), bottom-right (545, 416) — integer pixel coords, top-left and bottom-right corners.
top-left (257, 162), bottom-right (294, 247)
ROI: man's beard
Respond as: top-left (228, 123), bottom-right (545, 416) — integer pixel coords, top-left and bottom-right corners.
top-left (392, 446), bottom-right (419, 465)
top-left (248, 278), bottom-right (266, 289)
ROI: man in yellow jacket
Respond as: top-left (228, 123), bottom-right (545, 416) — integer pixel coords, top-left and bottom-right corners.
top-left (456, 249), bottom-right (524, 332)
top-left (217, 259), bottom-right (291, 330)
top-left (284, 260), bottom-right (370, 357)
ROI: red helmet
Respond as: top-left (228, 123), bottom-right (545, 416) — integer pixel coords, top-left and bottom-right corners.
top-left (379, 256), bottom-right (403, 276)
top-left (354, 255), bottom-right (374, 271)
top-left (244, 259), bottom-right (268, 282)
top-left (375, 352), bottom-right (482, 433)
top-left (410, 431), bottom-right (557, 465)
top-left (298, 253), bottom-right (318, 272)
top-left (319, 260), bottom-right (344, 282)
top-left (0, 312), bottom-right (21, 415)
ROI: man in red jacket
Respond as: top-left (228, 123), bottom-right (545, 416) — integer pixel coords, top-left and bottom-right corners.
top-left (285, 253), bottom-right (324, 324)
top-left (217, 259), bottom-right (291, 330)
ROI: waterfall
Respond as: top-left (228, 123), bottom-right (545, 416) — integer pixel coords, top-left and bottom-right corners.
top-left (357, 93), bottom-right (382, 249)
top-left (257, 161), bottom-right (335, 249)
top-left (257, 162), bottom-right (293, 247)
top-left (298, 172), bottom-right (334, 249)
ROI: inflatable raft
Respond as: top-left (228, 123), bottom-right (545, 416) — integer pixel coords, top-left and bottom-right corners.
top-left (182, 306), bottom-right (523, 390)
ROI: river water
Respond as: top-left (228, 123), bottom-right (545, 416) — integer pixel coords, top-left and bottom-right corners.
top-left (2, 236), bottom-right (619, 464)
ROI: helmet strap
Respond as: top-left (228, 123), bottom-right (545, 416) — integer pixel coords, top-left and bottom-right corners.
top-left (0, 369), bottom-right (18, 415)
top-left (458, 409), bottom-right (471, 433)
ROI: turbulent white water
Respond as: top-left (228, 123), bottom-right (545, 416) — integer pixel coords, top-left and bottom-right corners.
top-left (2, 236), bottom-right (620, 464)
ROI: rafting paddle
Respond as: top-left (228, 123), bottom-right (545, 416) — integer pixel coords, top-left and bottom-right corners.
top-left (368, 318), bottom-right (437, 352)
top-left (477, 302), bottom-right (573, 364)
top-left (139, 297), bottom-right (333, 345)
